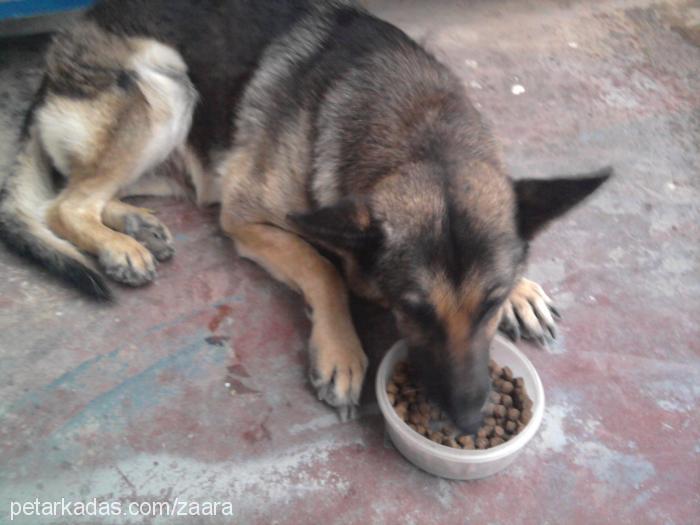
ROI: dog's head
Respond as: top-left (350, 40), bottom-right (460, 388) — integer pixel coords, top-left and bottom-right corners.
top-left (290, 163), bottom-right (610, 431)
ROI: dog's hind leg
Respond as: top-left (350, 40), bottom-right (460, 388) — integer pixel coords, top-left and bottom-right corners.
top-left (45, 124), bottom-right (161, 286)
top-left (222, 220), bottom-right (368, 420)
top-left (41, 39), bottom-right (195, 286)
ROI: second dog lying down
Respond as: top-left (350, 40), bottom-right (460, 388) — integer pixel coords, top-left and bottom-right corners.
top-left (0, 0), bottom-right (609, 429)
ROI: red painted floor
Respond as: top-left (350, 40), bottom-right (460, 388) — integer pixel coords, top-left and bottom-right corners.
top-left (1, 1), bottom-right (699, 524)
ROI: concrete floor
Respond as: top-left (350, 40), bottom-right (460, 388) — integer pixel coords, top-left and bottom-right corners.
top-left (1, 1), bottom-right (699, 523)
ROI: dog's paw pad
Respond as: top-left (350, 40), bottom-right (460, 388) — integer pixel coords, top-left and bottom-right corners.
top-left (124, 213), bottom-right (174, 262)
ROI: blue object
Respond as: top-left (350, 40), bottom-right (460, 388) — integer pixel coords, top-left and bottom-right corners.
top-left (0, 0), bottom-right (95, 21)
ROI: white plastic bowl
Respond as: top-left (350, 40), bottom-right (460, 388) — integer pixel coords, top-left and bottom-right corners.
top-left (376, 335), bottom-right (545, 480)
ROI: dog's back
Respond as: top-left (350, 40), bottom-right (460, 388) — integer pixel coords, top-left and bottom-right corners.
top-left (83, 0), bottom-right (318, 164)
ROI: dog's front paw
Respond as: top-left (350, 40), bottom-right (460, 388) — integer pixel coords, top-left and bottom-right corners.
top-left (308, 322), bottom-right (368, 421)
top-left (500, 278), bottom-right (560, 345)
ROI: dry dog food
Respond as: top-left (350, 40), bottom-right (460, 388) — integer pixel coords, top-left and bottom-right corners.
top-left (388, 359), bottom-right (533, 449)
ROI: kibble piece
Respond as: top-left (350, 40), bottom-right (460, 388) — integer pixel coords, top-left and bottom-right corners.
top-left (521, 409), bottom-right (533, 425)
top-left (492, 404), bottom-right (507, 418)
top-left (489, 391), bottom-right (501, 403)
top-left (441, 424), bottom-right (456, 436)
top-left (500, 381), bottom-right (514, 394)
top-left (480, 425), bottom-right (495, 438)
top-left (501, 394), bottom-right (513, 408)
top-left (514, 377), bottom-right (525, 389)
top-left (418, 402), bottom-right (431, 417)
top-left (448, 439), bottom-right (461, 449)
top-left (507, 408), bottom-right (520, 421)
top-left (516, 421), bottom-right (525, 434)
top-left (442, 436), bottom-right (459, 448)
top-left (493, 425), bottom-right (505, 438)
top-left (395, 402), bottom-right (408, 420)
top-left (429, 431), bottom-right (443, 443)
top-left (484, 417), bottom-right (497, 427)
top-left (387, 382), bottom-right (399, 394)
top-left (505, 420), bottom-right (516, 433)
top-left (476, 437), bottom-right (489, 449)
top-left (490, 436), bottom-right (504, 447)
top-left (502, 366), bottom-right (514, 381)
top-left (416, 424), bottom-right (428, 436)
top-left (458, 435), bottom-right (475, 449)
top-left (387, 392), bottom-right (396, 405)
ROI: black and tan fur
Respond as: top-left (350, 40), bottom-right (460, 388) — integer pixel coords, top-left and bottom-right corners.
top-left (0, 0), bottom-right (609, 428)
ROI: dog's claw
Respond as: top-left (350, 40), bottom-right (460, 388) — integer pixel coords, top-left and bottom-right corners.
top-left (499, 299), bottom-right (521, 341)
top-left (550, 305), bottom-right (562, 319)
top-left (504, 323), bottom-right (520, 342)
top-left (337, 405), bottom-right (357, 422)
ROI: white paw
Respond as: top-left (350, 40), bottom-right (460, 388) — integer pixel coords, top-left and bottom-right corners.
top-left (308, 322), bottom-right (368, 421)
top-left (499, 278), bottom-right (560, 345)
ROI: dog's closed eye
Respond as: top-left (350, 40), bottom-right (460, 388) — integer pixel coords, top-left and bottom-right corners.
top-left (475, 287), bottom-right (509, 323)
top-left (398, 293), bottom-right (437, 323)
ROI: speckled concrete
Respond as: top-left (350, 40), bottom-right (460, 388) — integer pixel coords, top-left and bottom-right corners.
top-left (1, 1), bottom-right (699, 524)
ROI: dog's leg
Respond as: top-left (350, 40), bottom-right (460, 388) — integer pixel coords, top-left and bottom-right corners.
top-left (47, 174), bottom-right (159, 286)
top-left (102, 201), bottom-right (174, 262)
top-left (500, 278), bottom-right (560, 344)
top-left (41, 40), bottom-right (195, 286)
top-left (223, 221), bottom-right (368, 420)
top-left (43, 92), bottom-right (162, 286)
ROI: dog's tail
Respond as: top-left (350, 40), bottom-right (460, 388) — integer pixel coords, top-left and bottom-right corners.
top-left (0, 122), bottom-right (111, 301)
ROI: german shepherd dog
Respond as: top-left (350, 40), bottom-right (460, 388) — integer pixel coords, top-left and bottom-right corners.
top-left (0, 0), bottom-right (609, 430)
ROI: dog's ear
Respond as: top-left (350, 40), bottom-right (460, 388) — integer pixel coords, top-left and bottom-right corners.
top-left (514, 167), bottom-right (612, 240)
top-left (288, 199), bottom-right (380, 251)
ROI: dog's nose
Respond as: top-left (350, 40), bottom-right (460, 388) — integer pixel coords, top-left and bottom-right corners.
top-left (449, 389), bottom-right (489, 433)
top-left (447, 365), bottom-right (491, 433)
top-left (453, 409), bottom-right (484, 434)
